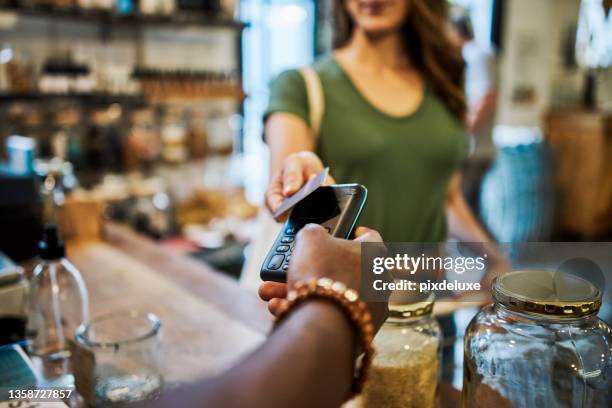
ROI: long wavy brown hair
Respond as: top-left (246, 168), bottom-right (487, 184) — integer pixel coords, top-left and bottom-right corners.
top-left (333, 0), bottom-right (466, 121)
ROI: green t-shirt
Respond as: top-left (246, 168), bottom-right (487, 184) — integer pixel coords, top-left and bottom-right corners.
top-left (264, 56), bottom-right (468, 242)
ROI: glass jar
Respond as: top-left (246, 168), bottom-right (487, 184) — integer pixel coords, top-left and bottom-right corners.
top-left (127, 108), bottom-right (161, 171)
top-left (74, 311), bottom-right (163, 407)
top-left (463, 270), bottom-right (611, 408)
top-left (160, 106), bottom-right (188, 164)
top-left (356, 294), bottom-right (442, 408)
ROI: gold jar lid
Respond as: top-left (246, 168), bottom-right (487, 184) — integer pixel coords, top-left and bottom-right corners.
top-left (388, 292), bottom-right (435, 320)
top-left (493, 270), bottom-right (602, 318)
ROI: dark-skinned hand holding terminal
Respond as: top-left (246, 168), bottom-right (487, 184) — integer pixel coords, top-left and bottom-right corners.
top-left (149, 224), bottom-right (387, 408)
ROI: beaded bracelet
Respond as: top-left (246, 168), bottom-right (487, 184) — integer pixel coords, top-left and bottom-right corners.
top-left (273, 277), bottom-right (375, 399)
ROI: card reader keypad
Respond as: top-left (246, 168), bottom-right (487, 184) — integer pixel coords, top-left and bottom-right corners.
top-left (265, 227), bottom-right (299, 271)
top-left (267, 254), bottom-right (285, 270)
top-left (266, 222), bottom-right (334, 272)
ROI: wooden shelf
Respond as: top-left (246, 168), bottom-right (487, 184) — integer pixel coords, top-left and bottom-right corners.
top-left (0, 91), bottom-right (146, 105)
top-left (142, 87), bottom-right (245, 104)
top-left (0, 5), bottom-right (246, 30)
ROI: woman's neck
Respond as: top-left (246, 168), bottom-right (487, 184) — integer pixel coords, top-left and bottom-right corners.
top-left (338, 28), bottom-right (409, 71)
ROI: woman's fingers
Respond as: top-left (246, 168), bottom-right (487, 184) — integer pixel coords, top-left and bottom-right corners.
top-left (258, 281), bottom-right (288, 301)
top-left (265, 171), bottom-right (286, 213)
top-left (323, 174), bottom-right (336, 185)
top-left (266, 190), bottom-right (284, 215)
top-left (267, 151), bottom-right (328, 215)
top-left (282, 152), bottom-right (329, 196)
top-left (282, 158), bottom-right (306, 196)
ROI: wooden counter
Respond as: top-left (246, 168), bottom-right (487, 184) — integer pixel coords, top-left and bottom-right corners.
top-left (67, 223), bottom-right (461, 406)
top-left (68, 223), bottom-right (272, 385)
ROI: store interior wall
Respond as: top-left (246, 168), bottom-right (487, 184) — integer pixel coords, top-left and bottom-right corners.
top-left (496, 0), bottom-right (583, 128)
top-left (239, 0), bottom-right (315, 203)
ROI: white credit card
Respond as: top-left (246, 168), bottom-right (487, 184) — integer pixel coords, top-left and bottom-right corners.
top-left (273, 167), bottom-right (330, 219)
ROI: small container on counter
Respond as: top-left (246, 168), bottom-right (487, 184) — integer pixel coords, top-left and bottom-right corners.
top-left (73, 311), bottom-right (163, 407)
top-left (349, 292), bottom-right (442, 408)
top-left (463, 270), bottom-right (611, 408)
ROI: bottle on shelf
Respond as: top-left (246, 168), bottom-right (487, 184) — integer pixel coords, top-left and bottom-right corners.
top-left (26, 224), bottom-right (90, 387)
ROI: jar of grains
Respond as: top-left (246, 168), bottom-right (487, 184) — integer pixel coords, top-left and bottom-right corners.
top-left (350, 292), bottom-right (442, 408)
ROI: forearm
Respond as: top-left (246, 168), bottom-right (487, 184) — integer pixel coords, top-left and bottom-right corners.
top-left (468, 90), bottom-right (497, 135)
top-left (446, 173), bottom-right (491, 243)
top-left (154, 301), bottom-right (356, 408)
top-left (446, 194), bottom-right (490, 243)
top-left (265, 113), bottom-right (315, 177)
top-left (446, 197), bottom-right (507, 266)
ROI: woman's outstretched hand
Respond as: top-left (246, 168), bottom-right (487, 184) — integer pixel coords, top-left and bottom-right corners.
top-left (265, 151), bottom-right (335, 220)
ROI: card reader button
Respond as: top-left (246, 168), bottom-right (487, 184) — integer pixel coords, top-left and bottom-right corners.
top-left (267, 254), bottom-right (284, 270)
top-left (281, 236), bottom-right (294, 243)
top-left (276, 245), bottom-right (290, 253)
top-left (285, 227), bottom-right (297, 235)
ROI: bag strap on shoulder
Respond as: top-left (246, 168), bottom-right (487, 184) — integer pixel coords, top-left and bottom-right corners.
top-left (299, 66), bottom-right (325, 140)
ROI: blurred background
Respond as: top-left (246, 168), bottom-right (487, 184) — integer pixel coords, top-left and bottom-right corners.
top-left (0, 0), bottom-right (610, 278)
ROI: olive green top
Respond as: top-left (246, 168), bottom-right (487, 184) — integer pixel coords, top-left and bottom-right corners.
top-left (264, 56), bottom-right (468, 242)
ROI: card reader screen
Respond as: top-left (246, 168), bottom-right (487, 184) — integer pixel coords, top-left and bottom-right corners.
top-left (290, 186), bottom-right (353, 231)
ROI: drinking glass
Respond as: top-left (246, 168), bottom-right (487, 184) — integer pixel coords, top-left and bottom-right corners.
top-left (74, 311), bottom-right (162, 406)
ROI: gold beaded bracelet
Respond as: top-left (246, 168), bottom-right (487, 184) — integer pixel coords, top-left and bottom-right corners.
top-left (273, 277), bottom-right (375, 399)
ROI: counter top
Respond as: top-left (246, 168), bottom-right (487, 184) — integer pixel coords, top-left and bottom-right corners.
top-left (68, 223), bottom-right (271, 385)
top-left (67, 223), bottom-right (460, 406)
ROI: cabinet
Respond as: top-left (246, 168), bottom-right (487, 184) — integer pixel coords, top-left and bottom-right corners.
top-left (544, 110), bottom-right (612, 238)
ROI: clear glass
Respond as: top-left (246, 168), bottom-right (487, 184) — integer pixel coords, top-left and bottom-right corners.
top-left (463, 304), bottom-right (612, 407)
top-left (355, 313), bottom-right (442, 408)
top-left (75, 311), bottom-right (163, 407)
top-left (27, 258), bottom-right (89, 386)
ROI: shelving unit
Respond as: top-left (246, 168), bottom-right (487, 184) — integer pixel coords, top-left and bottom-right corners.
top-left (0, 3), bottom-right (247, 168)
top-left (0, 88), bottom-right (246, 104)
top-left (0, 5), bottom-right (246, 29)
top-left (0, 91), bottom-right (145, 104)
top-left (0, 4), bottom-right (246, 102)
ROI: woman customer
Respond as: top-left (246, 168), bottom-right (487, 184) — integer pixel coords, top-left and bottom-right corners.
top-left (265, 0), bottom-right (504, 265)
top-left (263, 1), bottom-right (508, 383)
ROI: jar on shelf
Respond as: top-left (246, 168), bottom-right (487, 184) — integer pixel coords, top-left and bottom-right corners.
top-left (127, 108), bottom-right (162, 171)
top-left (160, 107), bottom-right (188, 164)
top-left (353, 293), bottom-right (442, 408)
top-left (463, 270), bottom-right (611, 408)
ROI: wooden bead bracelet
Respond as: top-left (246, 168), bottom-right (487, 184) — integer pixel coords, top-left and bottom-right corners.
top-left (273, 277), bottom-right (375, 399)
